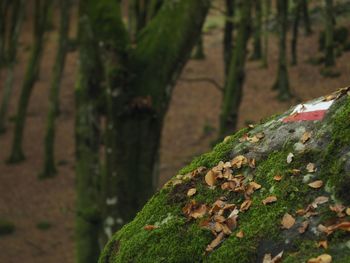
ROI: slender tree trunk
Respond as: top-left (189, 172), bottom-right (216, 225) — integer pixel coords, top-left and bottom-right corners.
top-left (223, 0), bottom-right (235, 75)
top-left (75, 3), bottom-right (103, 262)
top-left (7, 0), bottom-right (51, 163)
top-left (40, 0), bottom-right (71, 178)
top-left (251, 0), bottom-right (262, 60)
top-left (219, 0), bottom-right (252, 138)
top-left (301, 0), bottom-right (312, 35)
top-left (291, 0), bottom-right (301, 66)
top-left (193, 35), bottom-right (205, 59)
top-left (262, 0), bottom-right (271, 68)
top-left (129, 0), bottom-right (150, 40)
top-left (0, 0), bottom-right (11, 67)
top-left (273, 0), bottom-right (291, 101)
top-left (324, 0), bottom-right (335, 67)
top-left (0, 0), bottom-right (24, 134)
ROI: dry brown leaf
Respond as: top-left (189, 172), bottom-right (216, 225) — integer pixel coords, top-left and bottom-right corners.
top-left (274, 175), bottom-right (283, 181)
top-left (236, 230), bottom-right (244, 238)
top-left (262, 196), bottom-right (277, 205)
top-left (231, 155), bottom-right (248, 169)
top-left (172, 179), bottom-right (183, 186)
top-left (291, 169), bottom-right (301, 176)
top-left (298, 221), bottom-right (309, 234)
top-left (240, 199), bottom-right (252, 212)
top-left (281, 213), bottom-right (296, 229)
top-left (301, 131), bottom-right (312, 144)
top-left (206, 232), bottom-right (225, 252)
top-left (306, 162), bottom-right (316, 173)
top-left (248, 158), bottom-right (256, 168)
top-left (190, 204), bottom-right (207, 219)
top-left (346, 208), bottom-right (350, 216)
top-left (144, 225), bottom-right (159, 231)
top-left (317, 240), bottom-right (328, 249)
top-left (187, 188), bottom-right (197, 197)
top-left (287, 153), bottom-right (294, 164)
top-left (249, 181), bottom-right (262, 190)
top-left (308, 180), bottom-right (324, 189)
top-left (307, 254), bottom-right (332, 263)
top-left (205, 170), bottom-right (217, 186)
top-left (221, 181), bottom-right (236, 191)
top-left (329, 204), bottom-right (345, 214)
top-left (183, 201), bottom-right (207, 219)
top-left (263, 251), bottom-right (284, 263)
top-left (312, 196), bottom-right (329, 208)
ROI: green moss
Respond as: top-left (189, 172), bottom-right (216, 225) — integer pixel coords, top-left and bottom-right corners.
top-left (36, 221), bottom-right (53, 231)
top-left (0, 218), bottom-right (15, 236)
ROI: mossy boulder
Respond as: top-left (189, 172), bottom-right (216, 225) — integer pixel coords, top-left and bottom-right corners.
top-left (100, 88), bottom-right (350, 263)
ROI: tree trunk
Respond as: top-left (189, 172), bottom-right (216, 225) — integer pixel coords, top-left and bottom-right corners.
top-left (262, 0), bottom-right (271, 68)
top-left (0, 0), bottom-right (25, 134)
top-left (273, 0), bottom-right (291, 101)
top-left (223, 0), bottom-right (235, 76)
top-left (7, 0), bottom-right (51, 163)
top-left (291, 0), bottom-right (301, 66)
top-left (301, 0), bottom-right (312, 35)
top-left (324, 0), bottom-right (335, 67)
top-left (193, 35), bottom-right (205, 60)
top-left (102, 0), bottom-right (211, 241)
top-left (251, 0), bottom-right (262, 60)
top-left (75, 3), bottom-right (103, 262)
top-left (219, 0), bottom-right (252, 138)
top-left (40, 0), bottom-right (71, 179)
top-left (0, 0), bottom-right (11, 67)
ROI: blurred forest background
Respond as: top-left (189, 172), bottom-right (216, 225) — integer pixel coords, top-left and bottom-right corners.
top-left (1, 0), bottom-right (350, 262)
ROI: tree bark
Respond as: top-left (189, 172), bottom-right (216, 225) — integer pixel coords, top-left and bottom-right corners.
top-left (324, 0), bottom-right (335, 67)
top-left (291, 0), bottom-right (301, 66)
top-left (40, 0), bottom-right (71, 178)
top-left (193, 35), bottom-right (205, 60)
top-left (0, 0), bottom-right (11, 67)
top-left (7, 0), bottom-right (52, 163)
top-left (262, 0), bottom-right (271, 68)
top-left (0, 0), bottom-right (25, 133)
top-left (219, 0), bottom-right (252, 138)
top-left (273, 0), bottom-right (291, 101)
top-left (223, 0), bottom-right (235, 76)
top-left (75, 2), bottom-right (104, 262)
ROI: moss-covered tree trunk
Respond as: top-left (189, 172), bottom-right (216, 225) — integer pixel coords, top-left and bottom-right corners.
top-left (223, 0), bottom-right (235, 75)
top-left (262, 0), bottom-right (271, 68)
top-left (324, 0), bottom-right (335, 67)
top-left (7, 0), bottom-right (51, 163)
top-left (75, 2), bottom-right (103, 262)
top-left (273, 0), bottom-right (291, 101)
top-left (0, 0), bottom-right (25, 134)
top-left (40, 0), bottom-right (71, 178)
top-left (102, 0), bottom-right (211, 240)
top-left (193, 35), bottom-right (205, 60)
top-left (251, 0), bottom-right (262, 60)
top-left (301, 0), bottom-right (312, 35)
top-left (291, 0), bottom-right (301, 66)
top-left (219, 0), bottom-right (252, 138)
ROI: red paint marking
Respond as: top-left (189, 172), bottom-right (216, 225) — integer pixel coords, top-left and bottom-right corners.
top-left (283, 110), bottom-right (327, 123)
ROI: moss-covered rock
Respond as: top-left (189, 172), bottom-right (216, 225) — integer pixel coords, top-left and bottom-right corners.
top-left (100, 88), bottom-right (350, 263)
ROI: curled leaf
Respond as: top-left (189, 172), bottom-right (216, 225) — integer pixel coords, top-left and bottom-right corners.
top-left (308, 180), bottom-right (323, 189)
top-left (236, 230), bottom-right (244, 238)
top-left (240, 199), bottom-right (252, 212)
top-left (206, 232), bottom-right (225, 252)
top-left (301, 131), bottom-right (312, 144)
top-left (307, 254), bottom-right (332, 263)
top-left (281, 213), bottom-right (295, 229)
top-left (187, 188), bottom-right (197, 197)
top-left (262, 196), bottom-right (277, 205)
top-left (205, 170), bottom-right (217, 186)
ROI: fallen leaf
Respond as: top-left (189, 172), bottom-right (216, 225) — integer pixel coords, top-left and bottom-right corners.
top-left (183, 201), bottom-right (207, 219)
top-left (306, 162), bottom-right (316, 173)
top-left (172, 179), bottom-right (183, 186)
top-left (190, 204), bottom-right (207, 219)
top-left (308, 180), bottom-right (323, 189)
top-left (312, 196), bottom-right (329, 208)
top-left (248, 158), bottom-right (256, 168)
top-left (281, 213), bottom-right (296, 229)
top-left (206, 232), bottom-right (225, 252)
top-left (231, 155), bottom-right (248, 169)
top-left (291, 169), bottom-right (301, 176)
top-left (307, 254), bottom-right (332, 263)
top-left (287, 153), bottom-right (294, 164)
top-left (262, 196), bottom-right (277, 205)
top-left (236, 230), bottom-right (244, 238)
top-left (346, 208), bottom-right (350, 216)
top-left (298, 221), bottom-right (309, 234)
top-left (274, 175), bottom-right (283, 181)
top-left (263, 251), bottom-right (284, 263)
top-left (144, 225), bottom-right (159, 231)
top-left (221, 181), bottom-right (236, 191)
top-left (249, 181), bottom-right (262, 190)
top-left (301, 131), bottom-right (312, 144)
top-left (317, 240), bottom-right (328, 249)
top-left (205, 170), bottom-right (217, 186)
top-left (240, 199), bottom-right (252, 212)
top-left (187, 188), bottom-right (197, 197)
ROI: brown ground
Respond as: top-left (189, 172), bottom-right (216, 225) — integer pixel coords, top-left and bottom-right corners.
top-left (1, 3), bottom-right (350, 263)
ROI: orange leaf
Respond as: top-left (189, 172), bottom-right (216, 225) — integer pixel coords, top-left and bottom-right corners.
top-left (298, 221), bottom-right (309, 234)
top-left (206, 232), bottom-right (225, 252)
top-left (236, 230), bottom-right (244, 238)
top-left (240, 199), bottom-right (252, 212)
top-left (205, 170), bottom-right (217, 186)
top-left (317, 240), bottom-right (328, 249)
top-left (144, 225), bottom-right (159, 231)
top-left (301, 131), bottom-right (312, 144)
top-left (281, 213), bottom-right (295, 229)
top-left (262, 196), bottom-right (277, 205)
top-left (273, 175), bottom-right (282, 181)
top-left (308, 180), bottom-right (323, 189)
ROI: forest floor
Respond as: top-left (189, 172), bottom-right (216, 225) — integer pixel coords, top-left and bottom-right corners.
top-left (1, 3), bottom-right (350, 263)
